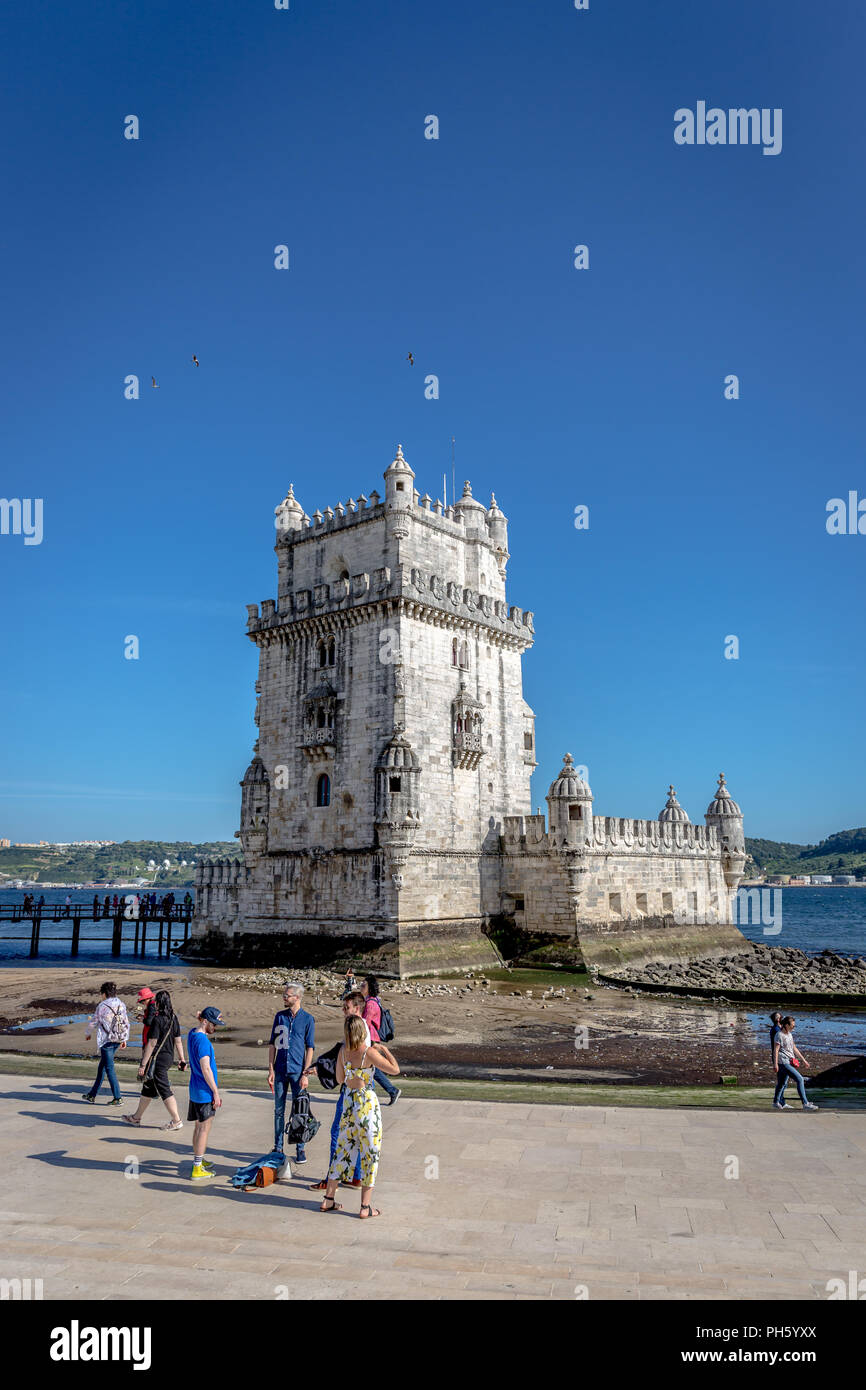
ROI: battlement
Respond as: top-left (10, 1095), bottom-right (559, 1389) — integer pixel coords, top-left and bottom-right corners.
top-left (246, 564), bottom-right (534, 642)
top-left (275, 489), bottom-right (486, 545)
top-left (503, 814), bottom-right (720, 855)
top-left (195, 857), bottom-right (247, 886)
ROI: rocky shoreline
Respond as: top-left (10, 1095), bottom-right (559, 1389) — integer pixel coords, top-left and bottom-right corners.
top-left (608, 943), bottom-right (866, 1000)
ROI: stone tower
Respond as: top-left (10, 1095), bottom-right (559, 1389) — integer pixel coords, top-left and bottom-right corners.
top-left (194, 445), bottom-right (537, 973)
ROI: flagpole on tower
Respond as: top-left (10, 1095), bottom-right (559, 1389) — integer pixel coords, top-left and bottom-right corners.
top-left (451, 436), bottom-right (456, 513)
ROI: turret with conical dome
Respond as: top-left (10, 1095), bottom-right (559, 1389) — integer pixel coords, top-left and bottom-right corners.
top-left (546, 753), bottom-right (593, 846)
top-left (383, 444), bottom-right (415, 540)
top-left (704, 773), bottom-right (745, 889)
top-left (239, 753), bottom-right (270, 863)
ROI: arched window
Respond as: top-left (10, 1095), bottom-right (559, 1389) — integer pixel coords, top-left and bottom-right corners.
top-left (459, 641), bottom-right (469, 670)
top-left (316, 707), bottom-right (326, 729)
top-left (317, 640), bottom-right (327, 668)
top-left (327, 637), bottom-right (336, 666)
top-left (316, 774), bottom-right (330, 807)
top-left (451, 637), bottom-right (459, 667)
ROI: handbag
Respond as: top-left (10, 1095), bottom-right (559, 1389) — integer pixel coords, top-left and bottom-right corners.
top-left (285, 1089), bottom-right (321, 1145)
top-left (145, 1014), bottom-right (175, 1081)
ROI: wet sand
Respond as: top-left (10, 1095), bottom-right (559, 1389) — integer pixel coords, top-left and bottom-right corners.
top-left (0, 963), bottom-right (858, 1086)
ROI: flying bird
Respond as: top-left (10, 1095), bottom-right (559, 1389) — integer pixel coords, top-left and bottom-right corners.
top-left (407, 352), bottom-right (414, 366)
top-left (151, 376), bottom-right (159, 388)
top-left (192, 355), bottom-right (199, 366)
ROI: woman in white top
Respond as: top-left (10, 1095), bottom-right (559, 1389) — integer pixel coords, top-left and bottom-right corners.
top-left (773, 1017), bottom-right (818, 1110)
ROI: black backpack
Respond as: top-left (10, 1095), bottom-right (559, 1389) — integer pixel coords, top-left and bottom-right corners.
top-left (376, 999), bottom-right (395, 1043)
top-left (284, 1090), bottom-right (321, 1146)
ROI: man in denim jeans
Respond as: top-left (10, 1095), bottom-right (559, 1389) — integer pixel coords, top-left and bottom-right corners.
top-left (268, 983), bottom-right (315, 1163)
top-left (82, 981), bottom-right (129, 1106)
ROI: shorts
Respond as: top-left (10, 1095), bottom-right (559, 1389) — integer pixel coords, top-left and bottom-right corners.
top-left (188, 1099), bottom-right (216, 1121)
top-left (141, 1069), bottom-right (173, 1100)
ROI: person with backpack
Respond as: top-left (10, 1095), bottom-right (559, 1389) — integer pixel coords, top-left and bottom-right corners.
top-left (360, 975), bottom-right (401, 1105)
top-left (122, 989), bottom-right (186, 1130)
top-left (267, 982), bottom-right (315, 1164)
top-left (82, 981), bottom-right (130, 1106)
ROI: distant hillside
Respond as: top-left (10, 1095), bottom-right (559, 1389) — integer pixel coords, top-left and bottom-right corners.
top-left (746, 829), bottom-right (866, 878)
top-left (0, 841), bottom-right (240, 887)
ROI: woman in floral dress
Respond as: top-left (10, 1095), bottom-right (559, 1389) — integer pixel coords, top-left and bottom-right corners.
top-left (319, 1014), bottom-right (400, 1219)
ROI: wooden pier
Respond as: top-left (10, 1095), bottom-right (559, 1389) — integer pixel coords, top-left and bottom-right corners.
top-left (0, 904), bottom-right (193, 959)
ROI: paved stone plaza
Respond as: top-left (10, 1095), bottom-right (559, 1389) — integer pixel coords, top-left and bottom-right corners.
top-left (1, 1074), bottom-right (864, 1300)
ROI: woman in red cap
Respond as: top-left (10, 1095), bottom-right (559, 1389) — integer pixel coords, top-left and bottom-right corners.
top-left (136, 988), bottom-right (156, 1053)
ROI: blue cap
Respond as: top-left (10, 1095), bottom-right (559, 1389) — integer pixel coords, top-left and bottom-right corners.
top-left (200, 1006), bottom-right (225, 1026)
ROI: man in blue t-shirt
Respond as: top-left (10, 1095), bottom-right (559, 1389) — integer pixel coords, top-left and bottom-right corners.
top-left (187, 1006), bottom-right (224, 1182)
top-left (268, 983), bottom-right (315, 1163)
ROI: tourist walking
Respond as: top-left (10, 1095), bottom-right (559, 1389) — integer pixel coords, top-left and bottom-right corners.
top-left (83, 982), bottom-right (130, 1105)
top-left (773, 1016), bottom-right (818, 1111)
top-left (123, 989), bottom-right (186, 1129)
top-left (360, 975), bottom-right (401, 1105)
top-left (187, 1007), bottom-right (224, 1182)
top-left (92, 894), bottom-right (99, 921)
top-left (319, 1015), bottom-right (401, 1219)
top-left (268, 983), bottom-right (315, 1164)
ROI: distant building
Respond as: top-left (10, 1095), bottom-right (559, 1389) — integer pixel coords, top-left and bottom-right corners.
top-left (0, 838), bottom-right (10, 848)
top-left (810, 874), bottom-right (833, 885)
top-left (788, 876), bottom-right (811, 886)
top-left (833, 874), bottom-right (857, 885)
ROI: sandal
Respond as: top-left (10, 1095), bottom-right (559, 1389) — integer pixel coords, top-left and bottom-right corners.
top-left (319, 1197), bottom-right (343, 1213)
top-left (122, 1114), bottom-right (142, 1127)
top-left (161, 1120), bottom-right (183, 1131)
top-left (360, 1204), bottom-right (381, 1219)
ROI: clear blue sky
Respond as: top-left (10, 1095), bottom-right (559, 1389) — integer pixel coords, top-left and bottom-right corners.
top-left (1, 1), bottom-right (863, 846)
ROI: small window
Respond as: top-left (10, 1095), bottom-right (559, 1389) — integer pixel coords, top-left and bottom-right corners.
top-left (389, 775), bottom-right (402, 793)
top-left (451, 638), bottom-right (458, 667)
top-left (569, 804), bottom-right (581, 821)
top-left (318, 641), bottom-right (327, 668)
top-left (459, 641), bottom-right (469, 670)
top-left (327, 638), bottom-right (335, 666)
top-left (316, 774), bottom-right (330, 808)
top-left (524, 733), bottom-right (533, 750)
top-left (396, 482), bottom-right (405, 492)
top-left (316, 707), bottom-right (326, 728)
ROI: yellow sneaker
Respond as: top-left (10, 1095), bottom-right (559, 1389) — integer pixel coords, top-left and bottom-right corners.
top-left (191, 1162), bottom-right (214, 1182)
